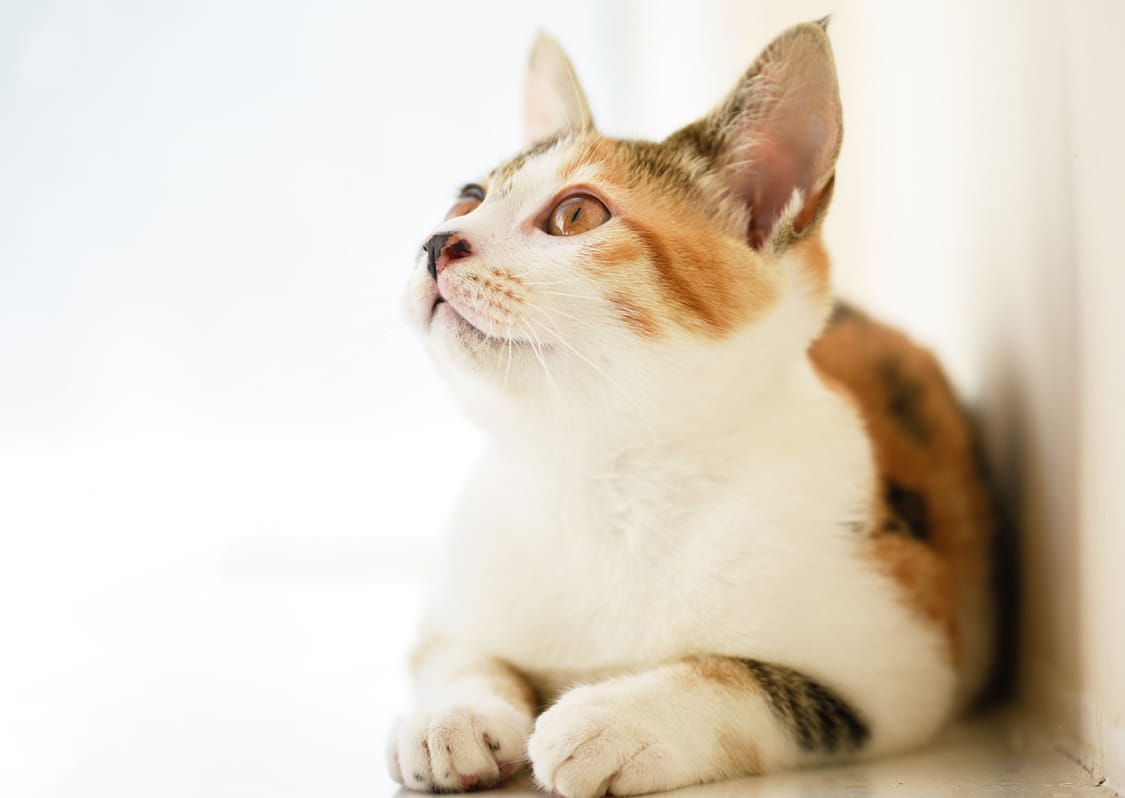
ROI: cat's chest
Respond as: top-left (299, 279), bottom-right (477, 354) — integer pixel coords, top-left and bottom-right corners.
top-left (433, 459), bottom-right (740, 670)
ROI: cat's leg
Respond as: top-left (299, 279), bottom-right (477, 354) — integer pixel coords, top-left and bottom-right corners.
top-left (386, 637), bottom-right (536, 793)
top-left (527, 653), bottom-right (954, 798)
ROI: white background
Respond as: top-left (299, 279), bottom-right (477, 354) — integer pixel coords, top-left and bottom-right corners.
top-left (2, 1), bottom-right (1123, 796)
top-left (2, 3), bottom-right (616, 795)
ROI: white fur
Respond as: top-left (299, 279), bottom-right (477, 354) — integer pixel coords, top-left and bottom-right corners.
top-left (422, 299), bottom-right (956, 752)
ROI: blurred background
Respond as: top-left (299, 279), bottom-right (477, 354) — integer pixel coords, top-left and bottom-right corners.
top-left (1, 1), bottom-right (1122, 796)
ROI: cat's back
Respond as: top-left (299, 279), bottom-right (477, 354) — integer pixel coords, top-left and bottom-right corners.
top-left (809, 302), bottom-right (996, 708)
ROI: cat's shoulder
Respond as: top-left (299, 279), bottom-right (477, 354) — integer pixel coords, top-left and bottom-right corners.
top-left (809, 301), bottom-right (971, 473)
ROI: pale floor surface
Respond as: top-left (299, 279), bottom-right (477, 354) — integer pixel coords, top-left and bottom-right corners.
top-left (391, 713), bottom-right (1116, 798)
top-left (6, 547), bottom-right (1116, 797)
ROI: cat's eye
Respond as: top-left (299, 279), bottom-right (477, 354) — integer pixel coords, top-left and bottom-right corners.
top-left (545, 194), bottom-right (611, 236)
top-left (445, 184), bottom-right (485, 220)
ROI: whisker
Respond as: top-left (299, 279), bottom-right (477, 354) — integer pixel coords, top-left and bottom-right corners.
top-left (518, 319), bottom-right (562, 404)
top-left (503, 319), bottom-right (514, 389)
top-left (354, 322), bottom-right (408, 356)
top-left (522, 299), bottom-right (604, 335)
top-left (524, 317), bottom-right (637, 409)
top-left (526, 289), bottom-right (604, 302)
top-left (504, 268), bottom-right (573, 286)
top-left (525, 317), bottom-right (658, 448)
top-left (511, 277), bottom-right (576, 288)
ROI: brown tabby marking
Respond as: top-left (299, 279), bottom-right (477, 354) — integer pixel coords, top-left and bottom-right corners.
top-left (742, 659), bottom-right (870, 754)
top-left (683, 656), bottom-right (869, 758)
top-left (810, 304), bottom-right (994, 665)
top-left (562, 135), bottom-right (707, 203)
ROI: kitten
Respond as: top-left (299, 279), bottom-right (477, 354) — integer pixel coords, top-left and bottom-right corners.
top-left (388, 20), bottom-right (995, 798)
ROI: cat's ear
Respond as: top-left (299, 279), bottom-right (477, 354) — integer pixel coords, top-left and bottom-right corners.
top-left (523, 32), bottom-right (594, 146)
top-left (671, 20), bottom-right (842, 249)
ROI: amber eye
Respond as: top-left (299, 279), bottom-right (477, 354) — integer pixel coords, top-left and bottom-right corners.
top-left (546, 194), bottom-right (611, 236)
top-left (444, 184), bottom-right (485, 220)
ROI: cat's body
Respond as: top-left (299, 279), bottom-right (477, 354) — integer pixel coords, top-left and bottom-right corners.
top-left (388, 21), bottom-right (994, 798)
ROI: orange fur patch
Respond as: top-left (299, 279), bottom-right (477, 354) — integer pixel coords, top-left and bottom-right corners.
top-left (791, 234), bottom-right (831, 295)
top-left (680, 655), bottom-right (759, 690)
top-left (559, 134), bottom-right (781, 338)
top-left (677, 658), bottom-right (765, 776)
top-left (608, 291), bottom-right (660, 338)
top-left (810, 305), bottom-right (994, 668)
top-left (718, 731), bottom-right (763, 776)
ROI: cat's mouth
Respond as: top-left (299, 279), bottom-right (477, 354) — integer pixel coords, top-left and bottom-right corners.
top-left (430, 293), bottom-right (468, 327)
top-left (429, 288), bottom-right (457, 320)
top-left (430, 292), bottom-right (529, 349)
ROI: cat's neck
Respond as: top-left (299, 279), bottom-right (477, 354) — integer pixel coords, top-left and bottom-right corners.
top-left (489, 354), bottom-right (840, 481)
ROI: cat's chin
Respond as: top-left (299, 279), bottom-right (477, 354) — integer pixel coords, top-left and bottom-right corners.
top-left (431, 300), bottom-right (505, 345)
top-left (428, 299), bottom-right (545, 376)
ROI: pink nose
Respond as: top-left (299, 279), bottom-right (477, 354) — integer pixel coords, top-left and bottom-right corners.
top-left (424, 232), bottom-right (472, 278)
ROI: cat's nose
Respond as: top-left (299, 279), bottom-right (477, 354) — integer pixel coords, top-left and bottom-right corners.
top-left (424, 232), bottom-right (473, 279)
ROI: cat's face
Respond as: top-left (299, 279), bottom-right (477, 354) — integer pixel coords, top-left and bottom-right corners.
top-left (404, 23), bottom-right (842, 428)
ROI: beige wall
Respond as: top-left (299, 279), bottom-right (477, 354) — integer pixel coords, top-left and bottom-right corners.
top-left (614, 0), bottom-right (1124, 788)
top-left (1068, 2), bottom-right (1125, 786)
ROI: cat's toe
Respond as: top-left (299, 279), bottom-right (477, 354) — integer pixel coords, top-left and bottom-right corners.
top-left (528, 699), bottom-right (652, 798)
top-left (387, 698), bottom-right (531, 793)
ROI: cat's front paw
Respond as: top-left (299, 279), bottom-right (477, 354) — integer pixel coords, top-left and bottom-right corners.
top-left (386, 696), bottom-right (531, 793)
top-left (527, 688), bottom-right (667, 798)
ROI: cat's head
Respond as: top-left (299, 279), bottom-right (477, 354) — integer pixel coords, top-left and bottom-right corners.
top-left (404, 21), bottom-right (842, 436)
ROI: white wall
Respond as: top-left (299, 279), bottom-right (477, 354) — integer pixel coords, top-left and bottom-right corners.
top-left (1066, 2), bottom-right (1125, 788)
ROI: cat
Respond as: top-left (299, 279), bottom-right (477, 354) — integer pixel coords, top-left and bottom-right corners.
top-left (387, 19), bottom-right (995, 798)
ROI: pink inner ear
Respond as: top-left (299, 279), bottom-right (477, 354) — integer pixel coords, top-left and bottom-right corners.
top-left (714, 25), bottom-right (841, 249)
top-left (735, 131), bottom-right (832, 249)
top-left (734, 115), bottom-right (837, 249)
top-left (732, 135), bottom-right (804, 249)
